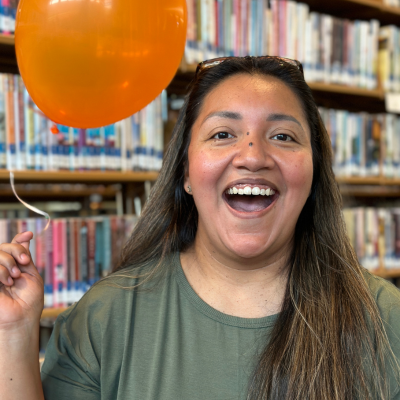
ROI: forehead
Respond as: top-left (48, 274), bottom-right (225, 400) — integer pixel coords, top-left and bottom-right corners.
top-left (196, 73), bottom-right (309, 130)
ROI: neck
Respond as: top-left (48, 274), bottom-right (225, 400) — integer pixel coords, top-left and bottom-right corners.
top-left (180, 236), bottom-right (290, 318)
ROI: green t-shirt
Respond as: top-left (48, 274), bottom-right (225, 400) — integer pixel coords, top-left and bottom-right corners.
top-left (41, 253), bottom-right (400, 399)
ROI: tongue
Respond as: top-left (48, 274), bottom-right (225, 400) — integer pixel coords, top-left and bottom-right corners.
top-left (226, 194), bottom-right (273, 212)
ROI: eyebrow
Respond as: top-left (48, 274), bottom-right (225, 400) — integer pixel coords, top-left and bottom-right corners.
top-left (201, 111), bottom-right (304, 130)
top-left (266, 113), bottom-right (302, 127)
top-left (201, 111), bottom-right (242, 126)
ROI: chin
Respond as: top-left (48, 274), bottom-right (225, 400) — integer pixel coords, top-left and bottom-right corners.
top-left (225, 241), bottom-right (269, 260)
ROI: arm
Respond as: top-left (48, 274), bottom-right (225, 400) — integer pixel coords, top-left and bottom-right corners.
top-left (0, 322), bottom-right (44, 400)
top-left (0, 232), bottom-right (44, 400)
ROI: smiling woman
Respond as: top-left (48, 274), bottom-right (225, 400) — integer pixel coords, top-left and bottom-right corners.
top-left (1, 57), bottom-right (400, 400)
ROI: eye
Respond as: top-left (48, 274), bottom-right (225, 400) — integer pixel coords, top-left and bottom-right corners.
top-left (272, 133), bottom-right (293, 142)
top-left (212, 131), bottom-right (234, 140)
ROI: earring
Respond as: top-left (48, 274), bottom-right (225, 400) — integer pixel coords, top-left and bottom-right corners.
top-left (187, 185), bottom-right (192, 193)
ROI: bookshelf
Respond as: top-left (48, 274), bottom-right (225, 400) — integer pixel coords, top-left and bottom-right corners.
top-left (41, 308), bottom-right (67, 319)
top-left (0, 170), bottom-right (158, 183)
top-left (0, 185), bottom-right (119, 199)
top-left (1, 1), bottom-right (400, 322)
top-left (301, 0), bottom-right (400, 25)
top-left (0, 34), bottom-right (15, 46)
top-left (338, 177), bottom-right (400, 185)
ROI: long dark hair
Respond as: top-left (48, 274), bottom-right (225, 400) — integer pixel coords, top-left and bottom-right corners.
top-left (113, 57), bottom-right (398, 399)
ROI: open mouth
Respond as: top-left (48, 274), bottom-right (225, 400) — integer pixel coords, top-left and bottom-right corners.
top-left (223, 185), bottom-right (279, 213)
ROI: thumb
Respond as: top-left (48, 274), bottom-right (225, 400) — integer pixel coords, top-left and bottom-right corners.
top-left (11, 231), bottom-right (34, 254)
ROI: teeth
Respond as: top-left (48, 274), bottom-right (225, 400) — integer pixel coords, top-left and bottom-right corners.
top-left (226, 185), bottom-right (276, 196)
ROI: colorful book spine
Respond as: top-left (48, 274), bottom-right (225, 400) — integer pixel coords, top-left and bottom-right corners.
top-left (320, 107), bottom-right (400, 179)
top-left (0, 72), bottom-right (164, 172)
top-left (343, 207), bottom-right (400, 271)
top-left (185, 0), bottom-right (381, 89)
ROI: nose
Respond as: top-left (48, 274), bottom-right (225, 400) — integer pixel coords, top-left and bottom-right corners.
top-left (231, 136), bottom-right (275, 172)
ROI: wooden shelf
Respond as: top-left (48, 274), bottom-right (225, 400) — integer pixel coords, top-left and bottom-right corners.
top-left (0, 34), bottom-right (14, 46)
top-left (172, 59), bottom-right (387, 102)
top-left (0, 170), bottom-right (159, 183)
top-left (340, 185), bottom-right (400, 197)
top-left (337, 176), bottom-right (400, 185)
top-left (308, 82), bottom-right (384, 99)
top-left (41, 307), bottom-right (67, 319)
top-left (0, 186), bottom-right (119, 199)
top-left (373, 268), bottom-right (400, 279)
top-left (301, 0), bottom-right (400, 25)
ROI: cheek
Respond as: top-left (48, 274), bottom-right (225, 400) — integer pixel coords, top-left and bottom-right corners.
top-left (281, 152), bottom-right (313, 194)
top-left (188, 146), bottom-right (232, 187)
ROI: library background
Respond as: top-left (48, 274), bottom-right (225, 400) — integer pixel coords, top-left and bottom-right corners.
top-left (1, 0), bottom-right (400, 359)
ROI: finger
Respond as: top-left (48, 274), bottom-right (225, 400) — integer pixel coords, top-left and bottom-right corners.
top-left (11, 231), bottom-right (33, 254)
top-left (0, 259), bottom-right (18, 286)
top-left (0, 243), bottom-right (32, 269)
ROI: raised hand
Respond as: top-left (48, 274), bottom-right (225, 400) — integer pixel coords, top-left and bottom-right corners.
top-left (0, 231), bottom-right (44, 330)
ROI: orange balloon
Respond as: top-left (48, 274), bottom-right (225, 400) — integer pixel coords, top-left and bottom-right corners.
top-left (15, 0), bottom-right (187, 128)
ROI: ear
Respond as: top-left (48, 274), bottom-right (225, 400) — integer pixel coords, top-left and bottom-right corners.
top-left (183, 160), bottom-right (191, 194)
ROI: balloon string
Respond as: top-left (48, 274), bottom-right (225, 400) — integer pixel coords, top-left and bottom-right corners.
top-left (9, 171), bottom-right (51, 235)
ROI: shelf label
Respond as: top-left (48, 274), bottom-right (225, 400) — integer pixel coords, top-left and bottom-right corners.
top-left (385, 93), bottom-right (400, 114)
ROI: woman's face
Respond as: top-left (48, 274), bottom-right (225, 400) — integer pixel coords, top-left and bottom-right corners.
top-left (185, 73), bottom-right (313, 266)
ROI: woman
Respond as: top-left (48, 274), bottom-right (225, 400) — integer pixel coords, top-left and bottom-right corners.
top-left (0, 56), bottom-right (399, 400)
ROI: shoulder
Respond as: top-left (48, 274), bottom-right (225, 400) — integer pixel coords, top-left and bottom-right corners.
top-left (363, 270), bottom-right (400, 355)
top-left (58, 254), bottom-right (178, 326)
top-left (363, 270), bottom-right (400, 317)
top-left (362, 271), bottom-right (400, 398)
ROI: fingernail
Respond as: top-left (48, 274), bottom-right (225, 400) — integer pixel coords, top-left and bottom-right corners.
top-left (20, 254), bottom-right (27, 261)
top-left (12, 267), bottom-right (19, 275)
top-left (8, 277), bottom-right (13, 285)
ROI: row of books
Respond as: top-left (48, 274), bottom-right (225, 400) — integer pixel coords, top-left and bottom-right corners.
top-left (0, 0), bottom-right (17, 35)
top-left (319, 107), bottom-right (400, 178)
top-left (185, 0), bottom-right (380, 89)
top-left (0, 215), bottom-right (138, 308)
top-left (343, 207), bottom-right (400, 271)
top-left (383, 0), bottom-right (400, 7)
top-left (0, 74), bottom-right (167, 172)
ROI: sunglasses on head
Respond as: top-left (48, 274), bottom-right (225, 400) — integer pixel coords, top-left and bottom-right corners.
top-left (195, 55), bottom-right (304, 78)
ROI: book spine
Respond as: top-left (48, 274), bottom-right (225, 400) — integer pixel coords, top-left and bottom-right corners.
top-left (73, 219), bottom-right (82, 301)
top-left (86, 218), bottom-right (96, 286)
top-left (0, 74), bottom-right (5, 169)
top-left (94, 218), bottom-right (103, 280)
top-left (17, 76), bottom-right (25, 170)
top-left (67, 218), bottom-right (76, 304)
top-left (52, 219), bottom-right (61, 308)
top-left (44, 221), bottom-right (53, 308)
top-left (61, 219), bottom-right (68, 306)
top-left (4, 75), bottom-right (15, 170)
top-left (80, 220), bottom-right (88, 292)
top-left (102, 216), bottom-right (111, 277)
